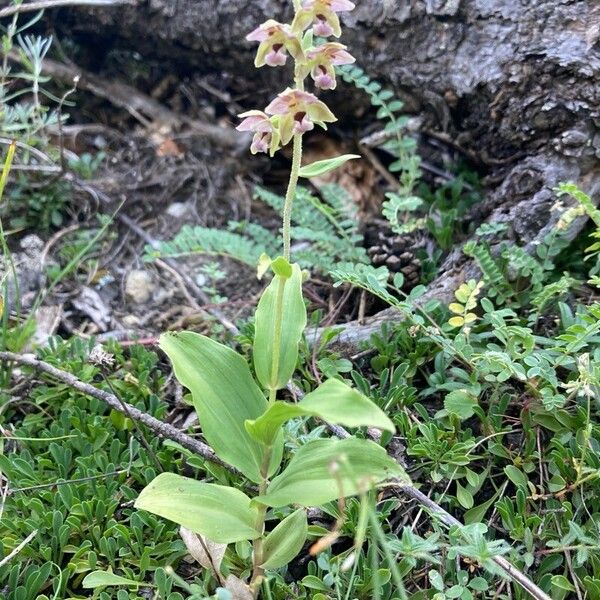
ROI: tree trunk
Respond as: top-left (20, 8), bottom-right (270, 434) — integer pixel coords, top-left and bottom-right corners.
top-left (56, 0), bottom-right (600, 347)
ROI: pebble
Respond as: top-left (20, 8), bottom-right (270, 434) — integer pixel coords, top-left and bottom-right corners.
top-left (125, 269), bottom-right (155, 303)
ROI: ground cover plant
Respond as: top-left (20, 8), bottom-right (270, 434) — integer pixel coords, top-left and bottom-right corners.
top-left (0, 1), bottom-right (599, 600)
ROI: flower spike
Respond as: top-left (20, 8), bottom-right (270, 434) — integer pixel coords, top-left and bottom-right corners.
top-left (246, 19), bottom-right (304, 67)
top-left (292, 0), bottom-right (356, 38)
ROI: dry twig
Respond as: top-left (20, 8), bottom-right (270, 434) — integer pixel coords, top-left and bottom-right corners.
top-left (0, 529), bottom-right (37, 568)
top-left (0, 351), bottom-right (230, 470)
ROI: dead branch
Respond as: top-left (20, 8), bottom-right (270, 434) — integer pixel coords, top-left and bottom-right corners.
top-left (0, 529), bottom-right (38, 568)
top-left (0, 350), bottom-right (232, 471)
top-left (390, 484), bottom-right (552, 600)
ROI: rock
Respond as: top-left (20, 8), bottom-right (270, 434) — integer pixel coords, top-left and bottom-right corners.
top-left (0, 234), bottom-right (45, 309)
top-left (125, 269), bottom-right (155, 303)
top-left (166, 201), bottom-right (191, 219)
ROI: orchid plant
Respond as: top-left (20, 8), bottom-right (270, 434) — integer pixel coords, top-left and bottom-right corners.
top-left (135, 2), bottom-right (407, 597)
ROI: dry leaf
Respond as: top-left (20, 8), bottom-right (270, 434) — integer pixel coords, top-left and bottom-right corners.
top-left (179, 527), bottom-right (226, 574)
top-left (156, 138), bottom-right (184, 158)
top-left (224, 575), bottom-right (253, 600)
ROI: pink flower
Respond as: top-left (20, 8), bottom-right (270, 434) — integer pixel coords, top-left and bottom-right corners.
top-left (305, 42), bottom-right (355, 90)
top-left (292, 0), bottom-right (356, 38)
top-left (246, 19), bottom-right (304, 68)
top-left (265, 88), bottom-right (336, 144)
top-left (236, 110), bottom-right (281, 155)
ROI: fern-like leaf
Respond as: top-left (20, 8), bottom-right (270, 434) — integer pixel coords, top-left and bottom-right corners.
top-left (463, 241), bottom-right (513, 302)
top-left (143, 225), bottom-right (276, 267)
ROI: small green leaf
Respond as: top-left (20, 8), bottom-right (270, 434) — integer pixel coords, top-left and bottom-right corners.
top-left (246, 378), bottom-right (395, 445)
top-left (298, 154), bottom-right (361, 178)
top-left (429, 570), bottom-right (444, 592)
top-left (464, 489), bottom-right (500, 525)
top-left (444, 390), bottom-right (478, 420)
top-left (504, 465), bottom-right (528, 489)
top-left (254, 263), bottom-right (306, 391)
top-left (257, 253), bottom-right (272, 279)
top-left (257, 437), bottom-right (406, 507)
top-left (271, 256), bottom-right (293, 279)
top-left (135, 473), bottom-right (261, 543)
top-left (261, 509), bottom-right (308, 569)
top-left (82, 571), bottom-right (146, 589)
top-left (456, 481), bottom-right (474, 509)
top-left (551, 575), bottom-right (576, 592)
top-left (302, 575), bottom-right (331, 591)
top-left (159, 332), bottom-right (282, 482)
top-left (469, 577), bottom-right (489, 592)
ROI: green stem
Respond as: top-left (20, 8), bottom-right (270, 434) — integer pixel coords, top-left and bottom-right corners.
top-left (367, 507), bottom-right (408, 600)
top-left (250, 447), bottom-right (273, 596)
top-left (282, 134), bottom-right (303, 261)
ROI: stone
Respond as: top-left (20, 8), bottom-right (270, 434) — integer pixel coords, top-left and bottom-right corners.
top-left (125, 269), bottom-right (155, 304)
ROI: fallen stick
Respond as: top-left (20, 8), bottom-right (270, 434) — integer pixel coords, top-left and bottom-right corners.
top-left (0, 350), bottom-right (230, 470)
top-left (390, 484), bottom-right (552, 600)
top-left (1, 350), bottom-right (551, 599)
top-left (0, 0), bottom-right (135, 18)
top-left (0, 529), bottom-right (38, 568)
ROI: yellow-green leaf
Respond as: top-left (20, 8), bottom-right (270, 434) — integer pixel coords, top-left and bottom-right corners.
top-left (135, 473), bottom-right (261, 543)
top-left (254, 263), bottom-right (306, 391)
top-left (83, 571), bottom-right (145, 589)
top-left (298, 154), bottom-right (360, 178)
top-left (159, 332), bottom-right (282, 482)
top-left (448, 316), bottom-right (465, 328)
top-left (448, 303), bottom-right (464, 315)
top-left (261, 509), bottom-right (307, 569)
top-left (257, 438), bottom-right (406, 508)
top-left (246, 378), bottom-right (395, 446)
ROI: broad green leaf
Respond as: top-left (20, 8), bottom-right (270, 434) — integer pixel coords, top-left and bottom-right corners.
top-left (254, 263), bottom-right (306, 391)
top-left (135, 473), bottom-right (261, 543)
top-left (160, 332), bottom-right (282, 482)
top-left (298, 154), bottom-right (361, 178)
top-left (444, 390), bottom-right (478, 420)
top-left (82, 571), bottom-right (146, 589)
top-left (261, 508), bottom-right (307, 569)
top-left (299, 379), bottom-right (394, 431)
top-left (246, 402), bottom-right (307, 446)
top-left (257, 437), bottom-right (406, 507)
top-left (245, 378), bottom-right (395, 445)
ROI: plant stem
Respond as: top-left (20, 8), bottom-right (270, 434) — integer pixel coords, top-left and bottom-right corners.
top-left (251, 448), bottom-right (273, 596)
top-left (367, 506), bottom-right (408, 600)
top-left (282, 133), bottom-right (302, 261)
